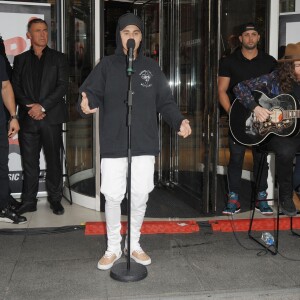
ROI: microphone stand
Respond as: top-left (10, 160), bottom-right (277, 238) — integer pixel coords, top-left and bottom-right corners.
top-left (110, 54), bottom-right (148, 282)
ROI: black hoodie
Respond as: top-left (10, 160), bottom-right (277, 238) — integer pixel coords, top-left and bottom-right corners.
top-left (78, 13), bottom-right (184, 158)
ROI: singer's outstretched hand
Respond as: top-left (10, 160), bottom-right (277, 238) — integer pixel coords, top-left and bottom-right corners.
top-left (80, 92), bottom-right (98, 114)
top-left (178, 119), bottom-right (192, 138)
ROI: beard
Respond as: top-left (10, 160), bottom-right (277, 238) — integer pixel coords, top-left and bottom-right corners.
top-left (243, 43), bottom-right (258, 50)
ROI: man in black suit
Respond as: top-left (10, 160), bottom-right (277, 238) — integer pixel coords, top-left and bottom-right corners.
top-left (0, 55), bottom-right (27, 224)
top-left (12, 18), bottom-right (68, 215)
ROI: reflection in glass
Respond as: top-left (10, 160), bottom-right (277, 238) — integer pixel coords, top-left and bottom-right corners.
top-left (176, 1), bottom-right (204, 196)
top-left (65, 0), bottom-right (94, 194)
top-left (280, 0), bottom-right (295, 13)
top-left (65, 0), bottom-right (93, 174)
top-left (140, 0), bottom-right (204, 203)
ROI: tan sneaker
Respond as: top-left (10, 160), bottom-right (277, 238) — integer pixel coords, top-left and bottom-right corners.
top-left (124, 247), bottom-right (151, 266)
top-left (97, 250), bottom-right (122, 270)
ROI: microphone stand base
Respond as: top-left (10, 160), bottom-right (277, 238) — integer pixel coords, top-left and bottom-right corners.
top-left (110, 262), bottom-right (148, 282)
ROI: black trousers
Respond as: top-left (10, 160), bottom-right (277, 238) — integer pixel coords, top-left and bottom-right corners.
top-left (0, 121), bottom-right (9, 210)
top-left (228, 134), bottom-right (269, 195)
top-left (19, 118), bottom-right (63, 203)
top-left (264, 134), bottom-right (300, 199)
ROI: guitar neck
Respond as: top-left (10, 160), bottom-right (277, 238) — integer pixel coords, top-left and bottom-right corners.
top-left (283, 110), bottom-right (300, 119)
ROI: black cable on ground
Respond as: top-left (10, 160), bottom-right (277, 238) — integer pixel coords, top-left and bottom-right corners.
top-left (229, 214), bottom-right (269, 255)
top-left (229, 214), bottom-right (300, 260)
top-left (0, 225), bottom-right (85, 235)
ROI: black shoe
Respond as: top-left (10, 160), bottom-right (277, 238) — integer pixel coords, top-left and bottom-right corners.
top-left (16, 202), bottom-right (37, 215)
top-left (0, 207), bottom-right (27, 224)
top-left (9, 196), bottom-right (22, 211)
top-left (50, 202), bottom-right (64, 215)
top-left (279, 196), bottom-right (297, 217)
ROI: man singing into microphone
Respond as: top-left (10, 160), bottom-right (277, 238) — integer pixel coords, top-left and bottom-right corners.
top-left (78, 13), bottom-right (191, 270)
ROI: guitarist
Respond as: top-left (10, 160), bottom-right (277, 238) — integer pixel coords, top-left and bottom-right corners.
top-left (218, 23), bottom-right (277, 215)
top-left (233, 42), bottom-right (300, 216)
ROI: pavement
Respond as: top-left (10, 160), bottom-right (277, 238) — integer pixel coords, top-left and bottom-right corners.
top-left (1, 218), bottom-right (300, 300)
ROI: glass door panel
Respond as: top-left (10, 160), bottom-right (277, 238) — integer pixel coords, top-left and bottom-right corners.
top-left (176, 0), bottom-right (205, 199)
top-left (139, 0), bottom-right (207, 213)
top-left (64, 0), bottom-right (95, 196)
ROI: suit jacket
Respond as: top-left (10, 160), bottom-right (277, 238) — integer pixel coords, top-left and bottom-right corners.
top-left (12, 47), bottom-right (68, 125)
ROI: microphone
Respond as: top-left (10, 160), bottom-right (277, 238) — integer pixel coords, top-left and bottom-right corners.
top-left (126, 39), bottom-right (135, 75)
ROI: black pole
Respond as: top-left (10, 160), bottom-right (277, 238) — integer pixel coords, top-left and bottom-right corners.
top-left (110, 52), bottom-right (147, 282)
top-left (126, 75), bottom-right (133, 269)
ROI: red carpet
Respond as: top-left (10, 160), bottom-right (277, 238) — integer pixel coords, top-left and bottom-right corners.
top-left (85, 220), bottom-right (199, 235)
top-left (210, 217), bottom-right (300, 232)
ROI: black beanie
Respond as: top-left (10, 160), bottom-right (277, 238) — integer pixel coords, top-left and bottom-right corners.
top-left (118, 13), bottom-right (143, 31)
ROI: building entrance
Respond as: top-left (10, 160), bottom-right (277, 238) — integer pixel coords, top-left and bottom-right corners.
top-left (128, 0), bottom-right (210, 216)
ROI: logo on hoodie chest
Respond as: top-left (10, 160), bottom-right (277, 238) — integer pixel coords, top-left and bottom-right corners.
top-left (139, 70), bottom-right (153, 88)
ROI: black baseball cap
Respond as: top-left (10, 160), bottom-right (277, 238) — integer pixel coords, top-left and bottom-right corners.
top-left (239, 22), bottom-right (259, 36)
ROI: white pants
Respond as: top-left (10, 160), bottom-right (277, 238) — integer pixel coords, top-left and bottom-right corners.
top-left (100, 155), bottom-right (155, 253)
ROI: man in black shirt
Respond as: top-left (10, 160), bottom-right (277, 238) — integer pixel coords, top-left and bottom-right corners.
top-left (218, 23), bottom-right (277, 215)
top-left (0, 56), bottom-right (27, 224)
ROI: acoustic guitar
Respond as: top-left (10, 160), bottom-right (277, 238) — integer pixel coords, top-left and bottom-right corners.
top-left (229, 91), bottom-right (300, 146)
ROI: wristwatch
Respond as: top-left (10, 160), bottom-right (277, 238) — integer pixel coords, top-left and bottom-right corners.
top-left (10, 115), bottom-right (18, 120)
